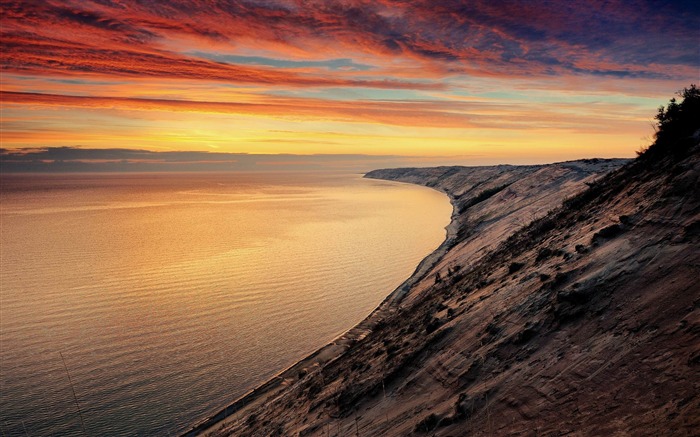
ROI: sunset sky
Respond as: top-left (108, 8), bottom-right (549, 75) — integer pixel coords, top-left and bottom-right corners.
top-left (2, 0), bottom-right (699, 165)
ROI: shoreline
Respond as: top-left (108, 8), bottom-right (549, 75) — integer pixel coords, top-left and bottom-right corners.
top-left (178, 157), bottom-right (698, 437)
top-left (180, 176), bottom-right (458, 436)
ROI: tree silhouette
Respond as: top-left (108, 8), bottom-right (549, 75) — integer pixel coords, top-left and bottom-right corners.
top-left (641, 84), bottom-right (700, 158)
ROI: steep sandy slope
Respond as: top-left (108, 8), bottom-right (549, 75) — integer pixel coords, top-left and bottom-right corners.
top-left (204, 140), bottom-right (697, 436)
top-left (356, 150), bottom-right (700, 436)
top-left (366, 160), bottom-right (627, 307)
top-left (186, 87), bottom-right (700, 437)
top-left (186, 159), bottom-right (635, 436)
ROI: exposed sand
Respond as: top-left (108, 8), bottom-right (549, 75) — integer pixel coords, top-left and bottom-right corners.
top-left (181, 158), bottom-right (635, 436)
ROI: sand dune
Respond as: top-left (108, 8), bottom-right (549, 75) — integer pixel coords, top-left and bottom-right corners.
top-left (190, 138), bottom-right (697, 435)
top-left (187, 156), bottom-right (700, 436)
top-left (185, 85), bottom-right (700, 435)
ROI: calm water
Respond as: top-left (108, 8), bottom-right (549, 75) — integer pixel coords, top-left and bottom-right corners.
top-left (0, 172), bottom-right (451, 436)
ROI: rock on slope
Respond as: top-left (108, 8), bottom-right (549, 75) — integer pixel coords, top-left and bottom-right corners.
top-left (195, 102), bottom-right (699, 435)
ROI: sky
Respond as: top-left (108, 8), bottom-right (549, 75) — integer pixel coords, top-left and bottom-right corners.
top-left (1, 0), bottom-right (699, 166)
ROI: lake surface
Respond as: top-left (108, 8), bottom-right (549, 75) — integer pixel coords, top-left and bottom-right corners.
top-left (0, 172), bottom-right (451, 436)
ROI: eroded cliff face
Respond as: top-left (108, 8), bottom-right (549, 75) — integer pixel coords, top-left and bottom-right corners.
top-left (196, 149), bottom-right (699, 436)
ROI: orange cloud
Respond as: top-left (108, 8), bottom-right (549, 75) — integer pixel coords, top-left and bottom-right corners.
top-left (1, 0), bottom-right (696, 161)
top-left (1, 90), bottom-right (477, 128)
top-left (2, 89), bottom-right (651, 139)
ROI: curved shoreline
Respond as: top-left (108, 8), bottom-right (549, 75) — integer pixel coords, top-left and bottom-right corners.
top-left (180, 178), bottom-right (458, 436)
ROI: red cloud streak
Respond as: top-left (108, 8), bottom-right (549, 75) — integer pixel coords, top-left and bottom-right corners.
top-left (2, 0), bottom-right (697, 86)
top-left (1, 90), bottom-right (648, 134)
top-left (1, 90), bottom-right (476, 128)
top-left (0, 35), bottom-right (439, 90)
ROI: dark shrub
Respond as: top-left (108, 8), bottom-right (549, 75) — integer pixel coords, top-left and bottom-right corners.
top-left (536, 247), bottom-right (553, 262)
top-left (426, 317), bottom-right (442, 334)
top-left (509, 261), bottom-right (525, 274)
top-left (512, 323), bottom-right (539, 345)
top-left (592, 224), bottom-right (623, 243)
top-left (415, 413), bottom-right (441, 432)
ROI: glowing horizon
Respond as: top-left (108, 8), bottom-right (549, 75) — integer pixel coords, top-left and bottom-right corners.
top-left (2, 1), bottom-right (698, 164)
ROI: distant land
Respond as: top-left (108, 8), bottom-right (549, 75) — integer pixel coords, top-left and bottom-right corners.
top-left (0, 148), bottom-right (440, 173)
top-left (0, 148), bottom-right (538, 174)
top-left (184, 88), bottom-right (699, 436)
